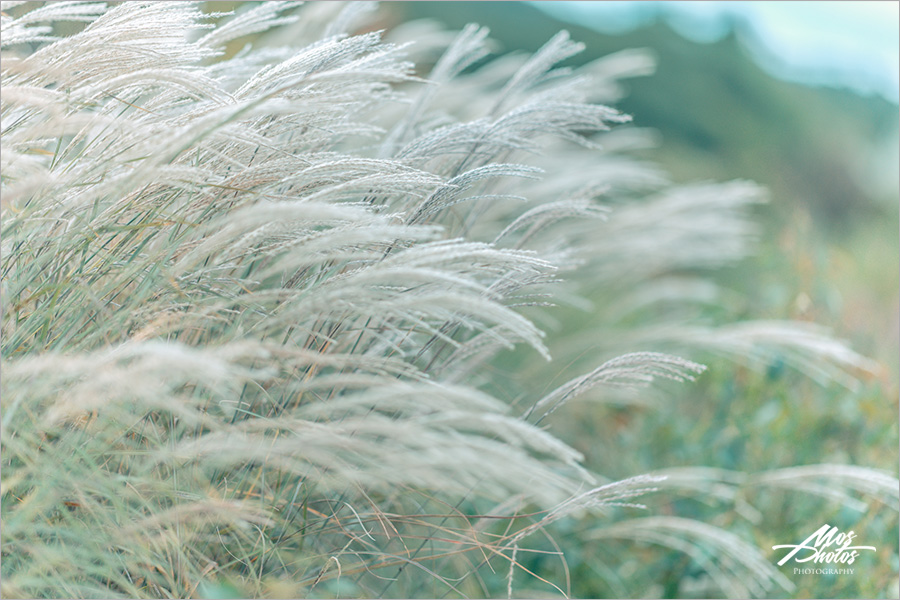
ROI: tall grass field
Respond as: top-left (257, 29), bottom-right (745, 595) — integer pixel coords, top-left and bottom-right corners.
top-left (1, 2), bottom-right (896, 598)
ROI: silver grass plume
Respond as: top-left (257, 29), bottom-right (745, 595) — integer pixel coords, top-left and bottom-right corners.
top-left (0, 2), bottom-right (891, 598)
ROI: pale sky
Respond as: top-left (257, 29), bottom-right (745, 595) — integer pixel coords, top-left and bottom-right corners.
top-left (532, 1), bottom-right (900, 103)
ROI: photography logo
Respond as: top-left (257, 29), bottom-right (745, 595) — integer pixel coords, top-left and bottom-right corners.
top-left (772, 524), bottom-right (876, 575)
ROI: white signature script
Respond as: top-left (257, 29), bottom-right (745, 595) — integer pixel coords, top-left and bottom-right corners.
top-left (772, 524), bottom-right (876, 566)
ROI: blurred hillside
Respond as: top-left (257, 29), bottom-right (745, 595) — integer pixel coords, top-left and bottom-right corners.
top-left (389, 2), bottom-right (898, 233)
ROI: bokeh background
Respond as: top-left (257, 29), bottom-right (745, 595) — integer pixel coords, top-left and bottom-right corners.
top-left (380, 2), bottom-right (899, 597)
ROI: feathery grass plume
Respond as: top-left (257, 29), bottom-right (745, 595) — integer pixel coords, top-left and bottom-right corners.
top-left (590, 516), bottom-right (796, 598)
top-left (1, 2), bottom-right (893, 598)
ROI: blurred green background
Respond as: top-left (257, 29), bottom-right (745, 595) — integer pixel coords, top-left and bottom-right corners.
top-left (383, 3), bottom-right (899, 598)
